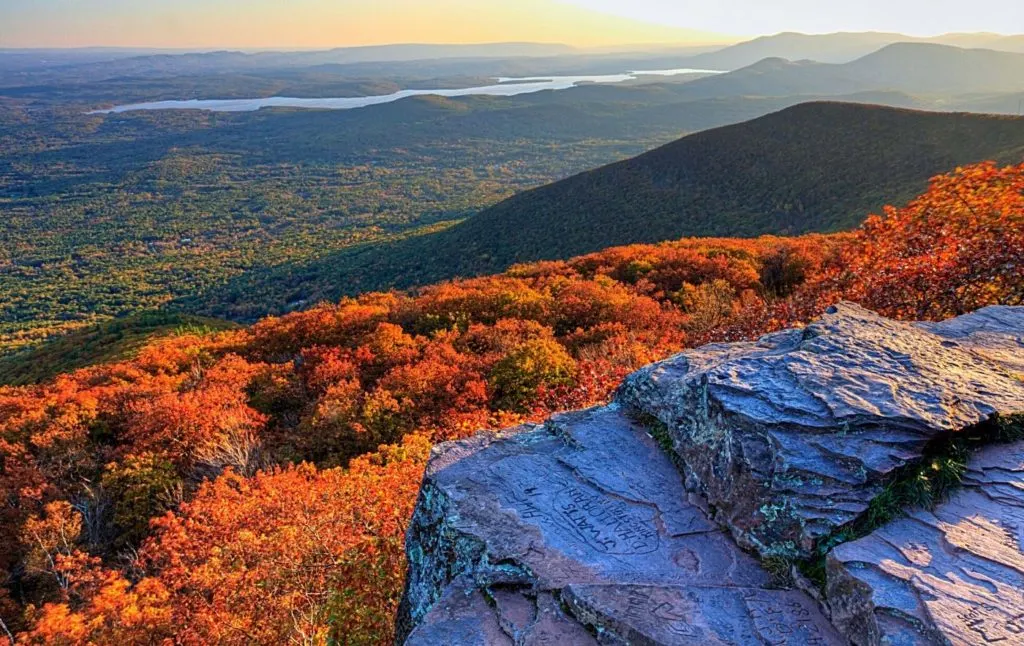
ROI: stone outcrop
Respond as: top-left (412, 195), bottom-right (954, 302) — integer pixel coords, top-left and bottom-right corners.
top-left (397, 406), bottom-right (842, 644)
top-left (405, 578), bottom-right (598, 646)
top-left (827, 441), bottom-right (1024, 645)
top-left (398, 304), bottom-right (1024, 645)
top-left (618, 303), bottom-right (1024, 558)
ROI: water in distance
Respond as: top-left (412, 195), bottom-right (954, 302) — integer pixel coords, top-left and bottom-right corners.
top-left (91, 68), bottom-right (723, 114)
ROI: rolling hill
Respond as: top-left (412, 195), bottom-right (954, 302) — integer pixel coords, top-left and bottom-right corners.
top-left (679, 43), bottom-right (1024, 98)
top-left (193, 102), bottom-right (1024, 319)
top-left (845, 43), bottom-right (1024, 93)
top-left (986, 34), bottom-right (1024, 53)
top-left (682, 31), bottom-right (1024, 69)
top-left (451, 102), bottom-right (1024, 252)
top-left (684, 31), bottom-right (918, 67)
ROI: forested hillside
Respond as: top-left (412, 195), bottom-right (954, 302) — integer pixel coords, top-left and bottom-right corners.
top-left (447, 102), bottom-right (1024, 247)
top-left (1, 162), bottom-right (1020, 643)
top-left (197, 103), bottom-right (1024, 319)
top-left (1, 88), bottom-right (714, 355)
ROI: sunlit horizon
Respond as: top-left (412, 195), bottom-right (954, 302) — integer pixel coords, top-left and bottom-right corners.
top-left (4, 0), bottom-right (1023, 50)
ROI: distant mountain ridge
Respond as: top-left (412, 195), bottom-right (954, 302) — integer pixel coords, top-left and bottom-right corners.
top-left (679, 43), bottom-right (1024, 98)
top-left (8, 31), bottom-right (1024, 87)
top-left (683, 31), bottom-right (1024, 69)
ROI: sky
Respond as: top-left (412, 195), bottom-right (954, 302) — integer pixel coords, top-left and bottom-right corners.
top-left (3, 0), bottom-right (1024, 49)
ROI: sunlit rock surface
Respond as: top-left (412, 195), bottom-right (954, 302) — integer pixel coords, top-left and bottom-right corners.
top-left (827, 441), bottom-right (1024, 645)
top-left (398, 304), bottom-right (1024, 645)
top-left (916, 305), bottom-right (1024, 374)
top-left (617, 303), bottom-right (1024, 558)
top-left (405, 577), bottom-right (598, 646)
top-left (396, 405), bottom-right (842, 644)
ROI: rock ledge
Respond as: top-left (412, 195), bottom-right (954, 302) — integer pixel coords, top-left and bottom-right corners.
top-left (617, 303), bottom-right (1024, 558)
top-left (398, 304), bottom-right (1024, 645)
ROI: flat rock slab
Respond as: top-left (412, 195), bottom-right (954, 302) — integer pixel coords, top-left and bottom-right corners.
top-left (617, 303), bottom-right (1024, 558)
top-left (917, 305), bottom-right (1024, 375)
top-left (827, 441), bottom-right (1024, 646)
top-left (397, 405), bottom-right (842, 644)
top-left (406, 578), bottom-right (598, 646)
top-left (564, 584), bottom-right (839, 645)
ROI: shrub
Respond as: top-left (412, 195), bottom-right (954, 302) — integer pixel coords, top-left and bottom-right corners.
top-left (489, 338), bottom-right (578, 412)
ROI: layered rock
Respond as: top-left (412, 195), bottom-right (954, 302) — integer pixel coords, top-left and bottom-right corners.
top-left (399, 304), bottom-right (1024, 645)
top-left (617, 303), bottom-right (1024, 558)
top-left (405, 578), bottom-right (598, 646)
top-left (827, 440), bottom-right (1024, 645)
top-left (397, 405), bottom-right (842, 644)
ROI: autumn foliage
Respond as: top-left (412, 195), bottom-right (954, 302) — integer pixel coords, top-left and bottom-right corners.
top-left (813, 161), bottom-right (1024, 319)
top-left (1, 163), bottom-right (1021, 644)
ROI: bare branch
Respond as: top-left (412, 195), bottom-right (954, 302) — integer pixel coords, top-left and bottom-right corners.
top-left (0, 615), bottom-right (14, 646)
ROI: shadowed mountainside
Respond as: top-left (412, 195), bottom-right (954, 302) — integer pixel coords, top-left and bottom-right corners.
top-left (192, 102), bottom-right (1024, 320)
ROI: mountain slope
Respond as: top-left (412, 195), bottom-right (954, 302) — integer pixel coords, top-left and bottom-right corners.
top-left (192, 102), bottom-right (1024, 320)
top-left (990, 34), bottom-right (1024, 53)
top-left (680, 43), bottom-right (1024, 98)
top-left (6, 159), bottom-right (1022, 645)
top-left (0, 312), bottom-right (237, 386)
top-left (453, 103), bottom-right (1024, 253)
top-left (845, 43), bottom-right (1024, 93)
top-left (683, 31), bottom-right (1024, 69)
top-left (685, 31), bottom-right (915, 68)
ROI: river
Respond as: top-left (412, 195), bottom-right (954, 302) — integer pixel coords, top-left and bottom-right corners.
top-left (91, 68), bottom-right (723, 113)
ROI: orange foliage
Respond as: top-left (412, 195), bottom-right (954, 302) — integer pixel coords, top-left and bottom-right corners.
top-left (1, 163), bottom-right (1020, 644)
top-left (816, 162), bottom-right (1024, 319)
top-left (21, 436), bottom-right (429, 645)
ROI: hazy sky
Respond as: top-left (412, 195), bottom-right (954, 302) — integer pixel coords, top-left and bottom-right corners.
top-left (3, 0), bottom-right (1023, 49)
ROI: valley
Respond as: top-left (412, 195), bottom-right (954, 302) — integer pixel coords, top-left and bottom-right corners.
top-left (4, 36), bottom-right (1024, 363)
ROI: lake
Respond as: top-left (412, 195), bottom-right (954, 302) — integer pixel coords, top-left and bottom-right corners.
top-left (91, 68), bottom-right (723, 114)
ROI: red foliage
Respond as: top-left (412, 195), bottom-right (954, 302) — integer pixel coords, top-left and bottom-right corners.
top-left (815, 162), bottom-right (1024, 319)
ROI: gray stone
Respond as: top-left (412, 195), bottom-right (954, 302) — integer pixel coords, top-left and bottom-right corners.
top-left (617, 303), bottom-right (1024, 558)
top-left (917, 305), bottom-right (1024, 375)
top-left (826, 441), bottom-right (1024, 646)
top-left (405, 579), bottom-right (514, 646)
top-left (405, 578), bottom-right (598, 646)
top-left (397, 405), bottom-right (840, 644)
top-left (563, 584), bottom-right (842, 645)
